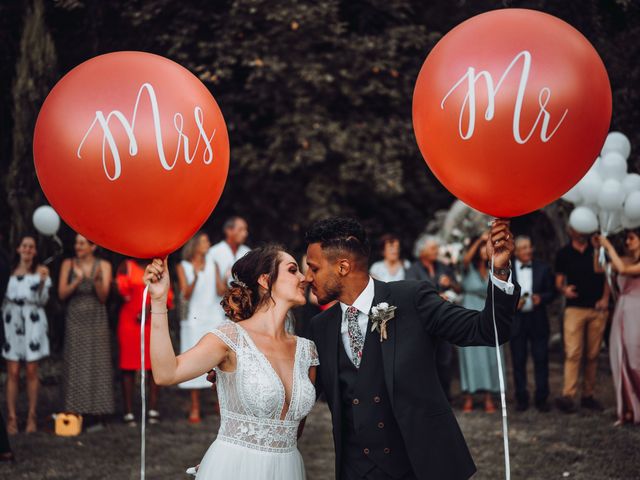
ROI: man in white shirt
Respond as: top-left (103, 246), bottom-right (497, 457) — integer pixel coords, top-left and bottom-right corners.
top-left (511, 236), bottom-right (555, 412)
top-left (207, 216), bottom-right (251, 301)
top-left (307, 217), bottom-right (519, 480)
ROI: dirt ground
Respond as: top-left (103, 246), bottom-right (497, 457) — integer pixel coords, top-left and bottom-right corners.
top-left (1, 349), bottom-right (638, 480)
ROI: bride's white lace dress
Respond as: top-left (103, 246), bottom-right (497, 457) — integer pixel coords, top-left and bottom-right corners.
top-left (193, 319), bottom-right (319, 479)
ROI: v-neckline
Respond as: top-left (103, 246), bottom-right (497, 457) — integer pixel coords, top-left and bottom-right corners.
top-left (235, 323), bottom-right (300, 420)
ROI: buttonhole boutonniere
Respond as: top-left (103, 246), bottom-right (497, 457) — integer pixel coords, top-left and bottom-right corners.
top-left (370, 302), bottom-right (397, 342)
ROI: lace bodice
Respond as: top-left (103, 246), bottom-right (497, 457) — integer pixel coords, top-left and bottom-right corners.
top-left (211, 320), bottom-right (319, 453)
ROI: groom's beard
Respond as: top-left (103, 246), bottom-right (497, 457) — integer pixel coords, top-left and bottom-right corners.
top-left (316, 274), bottom-right (342, 305)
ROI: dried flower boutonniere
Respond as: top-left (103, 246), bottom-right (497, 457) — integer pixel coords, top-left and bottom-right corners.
top-left (370, 302), bottom-right (397, 342)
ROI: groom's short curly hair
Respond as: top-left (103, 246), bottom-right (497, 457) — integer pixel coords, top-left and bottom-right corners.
top-left (305, 217), bottom-right (371, 266)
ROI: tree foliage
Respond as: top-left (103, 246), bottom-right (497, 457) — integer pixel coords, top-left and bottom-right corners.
top-left (0, 0), bottom-right (638, 256)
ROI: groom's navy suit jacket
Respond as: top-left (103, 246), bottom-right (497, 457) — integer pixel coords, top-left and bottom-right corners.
top-left (310, 279), bottom-right (520, 480)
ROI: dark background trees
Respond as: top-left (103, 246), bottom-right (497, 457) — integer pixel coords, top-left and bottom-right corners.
top-left (1, 0), bottom-right (638, 259)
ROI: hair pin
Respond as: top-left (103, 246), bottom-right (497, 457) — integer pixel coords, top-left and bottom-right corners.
top-left (232, 276), bottom-right (248, 289)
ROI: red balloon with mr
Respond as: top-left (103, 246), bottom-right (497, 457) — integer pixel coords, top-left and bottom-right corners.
top-left (413, 9), bottom-right (612, 217)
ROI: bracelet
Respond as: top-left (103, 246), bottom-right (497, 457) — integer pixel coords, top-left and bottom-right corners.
top-left (489, 260), bottom-right (511, 278)
top-left (151, 309), bottom-right (168, 315)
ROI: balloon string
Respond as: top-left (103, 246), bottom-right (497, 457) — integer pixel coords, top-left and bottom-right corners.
top-left (599, 219), bottom-right (616, 302)
top-left (490, 254), bottom-right (511, 480)
top-left (140, 285), bottom-right (149, 480)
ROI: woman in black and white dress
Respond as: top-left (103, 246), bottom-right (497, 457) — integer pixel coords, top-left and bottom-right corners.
top-left (2, 235), bottom-right (51, 434)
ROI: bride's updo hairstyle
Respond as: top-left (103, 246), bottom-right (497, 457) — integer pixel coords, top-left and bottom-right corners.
top-left (221, 244), bottom-right (285, 322)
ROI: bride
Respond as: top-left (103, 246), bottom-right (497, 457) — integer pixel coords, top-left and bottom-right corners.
top-left (144, 244), bottom-right (319, 479)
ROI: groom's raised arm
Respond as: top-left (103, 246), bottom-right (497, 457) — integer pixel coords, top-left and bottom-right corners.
top-left (412, 279), bottom-right (520, 347)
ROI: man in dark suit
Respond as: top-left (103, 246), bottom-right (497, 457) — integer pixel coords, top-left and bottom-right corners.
top-left (305, 218), bottom-right (519, 480)
top-left (0, 240), bottom-right (15, 462)
top-left (510, 236), bottom-right (555, 412)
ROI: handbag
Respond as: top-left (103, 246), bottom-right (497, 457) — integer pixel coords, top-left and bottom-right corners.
top-left (54, 412), bottom-right (83, 436)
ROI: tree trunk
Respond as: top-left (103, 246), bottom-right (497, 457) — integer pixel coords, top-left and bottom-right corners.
top-left (6, 0), bottom-right (57, 247)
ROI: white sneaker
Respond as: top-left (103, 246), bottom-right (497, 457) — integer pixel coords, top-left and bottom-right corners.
top-left (123, 413), bottom-right (136, 426)
top-left (148, 409), bottom-right (160, 424)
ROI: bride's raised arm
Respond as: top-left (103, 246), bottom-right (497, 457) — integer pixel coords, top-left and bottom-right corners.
top-left (145, 258), bottom-right (231, 386)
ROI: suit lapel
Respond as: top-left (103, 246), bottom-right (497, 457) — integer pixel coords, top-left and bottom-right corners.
top-left (325, 303), bottom-right (342, 409)
top-left (371, 280), bottom-right (396, 407)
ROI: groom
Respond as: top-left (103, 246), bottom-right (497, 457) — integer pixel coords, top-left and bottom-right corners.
top-left (305, 217), bottom-right (519, 480)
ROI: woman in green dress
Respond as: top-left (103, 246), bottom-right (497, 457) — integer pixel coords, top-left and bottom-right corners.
top-left (458, 232), bottom-right (503, 413)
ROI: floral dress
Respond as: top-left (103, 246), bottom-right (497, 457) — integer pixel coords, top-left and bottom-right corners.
top-left (2, 273), bottom-right (51, 362)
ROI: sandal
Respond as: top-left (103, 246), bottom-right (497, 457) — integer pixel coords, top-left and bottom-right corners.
top-left (26, 414), bottom-right (37, 434)
top-left (6, 416), bottom-right (18, 436)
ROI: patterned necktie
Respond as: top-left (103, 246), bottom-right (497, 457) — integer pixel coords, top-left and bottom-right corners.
top-left (346, 306), bottom-right (364, 368)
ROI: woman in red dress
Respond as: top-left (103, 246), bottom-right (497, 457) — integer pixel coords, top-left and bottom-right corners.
top-left (116, 259), bottom-right (174, 426)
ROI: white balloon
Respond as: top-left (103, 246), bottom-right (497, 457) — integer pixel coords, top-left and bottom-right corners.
top-left (577, 170), bottom-right (602, 204)
top-left (583, 203), bottom-right (599, 215)
top-left (569, 206), bottom-right (599, 234)
top-left (622, 214), bottom-right (640, 229)
top-left (600, 152), bottom-right (627, 181)
top-left (601, 131), bottom-right (631, 160)
top-left (624, 191), bottom-right (640, 221)
top-left (591, 156), bottom-right (603, 173)
top-left (32, 206), bottom-right (60, 236)
top-left (598, 209), bottom-right (623, 234)
top-left (598, 179), bottom-right (625, 211)
top-left (622, 173), bottom-right (640, 195)
top-left (561, 184), bottom-right (582, 204)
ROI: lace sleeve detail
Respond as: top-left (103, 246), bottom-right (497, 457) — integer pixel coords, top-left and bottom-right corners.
top-left (211, 320), bottom-right (240, 352)
top-left (308, 339), bottom-right (320, 367)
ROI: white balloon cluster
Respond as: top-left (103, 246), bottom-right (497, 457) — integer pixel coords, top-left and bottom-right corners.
top-left (563, 132), bottom-right (639, 234)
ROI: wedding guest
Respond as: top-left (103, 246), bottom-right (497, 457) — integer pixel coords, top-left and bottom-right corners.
top-left (511, 236), bottom-right (555, 412)
top-left (555, 227), bottom-right (609, 413)
top-left (207, 216), bottom-right (251, 318)
top-left (116, 258), bottom-right (174, 426)
top-left (176, 232), bottom-right (219, 423)
top-left (2, 235), bottom-right (51, 434)
top-left (58, 235), bottom-right (115, 430)
top-left (0, 241), bottom-right (14, 459)
top-left (599, 230), bottom-right (640, 425)
top-left (406, 234), bottom-right (461, 399)
top-left (458, 232), bottom-right (500, 413)
top-left (369, 234), bottom-right (410, 282)
top-left (406, 235), bottom-right (461, 293)
top-left (116, 259), bottom-right (173, 426)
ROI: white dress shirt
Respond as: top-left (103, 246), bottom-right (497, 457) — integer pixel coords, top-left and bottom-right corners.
top-left (339, 273), bottom-right (515, 362)
top-left (515, 259), bottom-right (533, 312)
top-left (206, 240), bottom-right (251, 287)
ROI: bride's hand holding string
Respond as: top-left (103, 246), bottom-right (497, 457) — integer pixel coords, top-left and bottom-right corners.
top-left (144, 258), bottom-right (170, 304)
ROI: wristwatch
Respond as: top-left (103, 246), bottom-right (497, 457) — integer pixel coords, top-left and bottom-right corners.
top-left (490, 261), bottom-right (511, 278)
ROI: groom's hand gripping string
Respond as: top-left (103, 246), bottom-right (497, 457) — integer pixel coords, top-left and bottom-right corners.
top-left (486, 219), bottom-right (515, 281)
